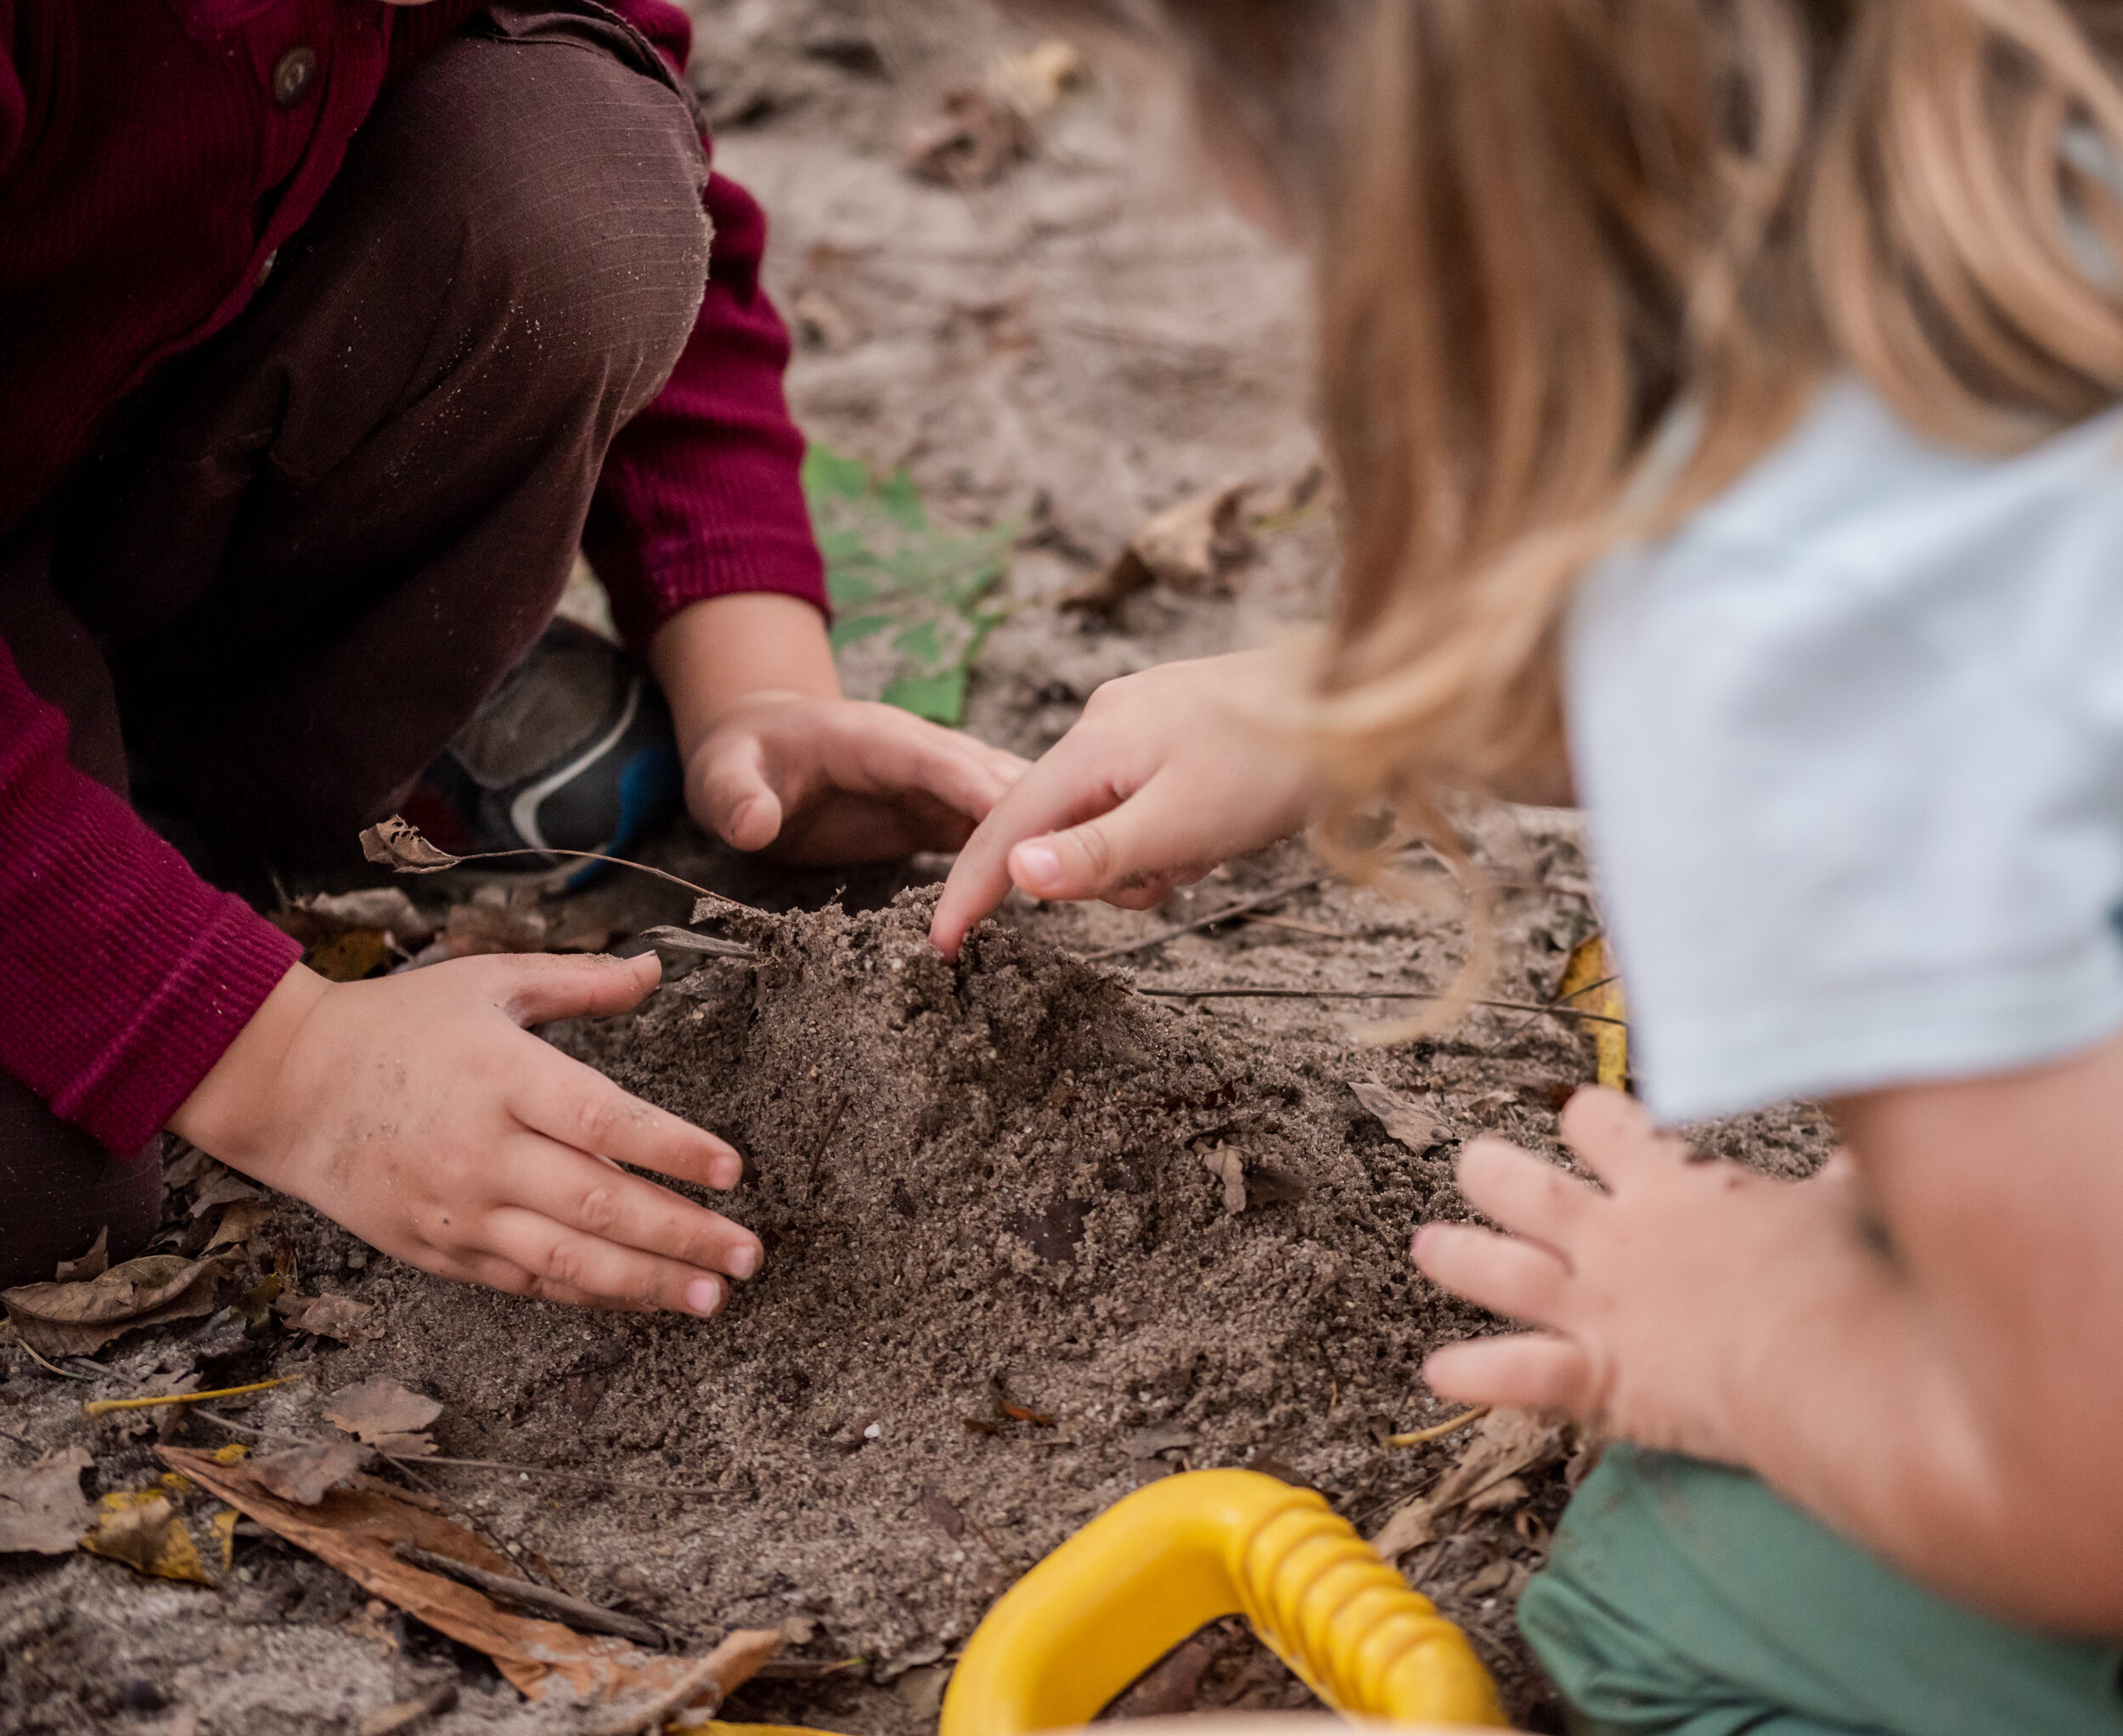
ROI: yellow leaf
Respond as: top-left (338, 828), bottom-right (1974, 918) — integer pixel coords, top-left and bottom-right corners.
top-left (1557, 934), bottom-right (1630, 1092)
top-left (82, 1491), bottom-right (214, 1586)
top-left (210, 1507), bottom-right (239, 1575)
top-left (211, 1443), bottom-right (251, 1465)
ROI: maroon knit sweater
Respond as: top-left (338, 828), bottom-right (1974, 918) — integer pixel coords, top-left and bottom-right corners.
top-left (0, 0), bottom-right (827, 1153)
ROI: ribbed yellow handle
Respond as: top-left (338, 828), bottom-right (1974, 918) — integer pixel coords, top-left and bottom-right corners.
top-left (938, 1468), bottom-right (1506, 1734)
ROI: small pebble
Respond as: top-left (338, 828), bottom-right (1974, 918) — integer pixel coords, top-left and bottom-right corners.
top-left (863, 1422), bottom-right (881, 1440)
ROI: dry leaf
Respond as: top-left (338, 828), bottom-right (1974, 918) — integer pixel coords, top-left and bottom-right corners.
top-left (1428, 1409), bottom-right (1569, 1515)
top-left (918, 1490), bottom-right (966, 1540)
top-left (1462, 1474), bottom-right (1532, 1517)
top-left (636, 927), bottom-right (757, 961)
top-left (1368, 1496), bottom-right (1434, 1563)
top-left (252, 1440), bottom-right (374, 1507)
top-left (82, 1490), bottom-right (213, 1585)
top-left (1127, 479), bottom-right (1256, 595)
top-left (298, 888), bottom-right (436, 943)
top-left (162, 1447), bottom-right (780, 1710)
top-left (1199, 1146), bottom-right (1247, 1215)
top-left (210, 1504), bottom-right (239, 1574)
top-left (276, 1293), bottom-right (376, 1344)
top-left (325, 1377), bottom-right (442, 1443)
top-left (1557, 934), bottom-right (1630, 1091)
top-left (163, 1143), bottom-right (214, 1192)
top-left (359, 1683), bottom-right (458, 1736)
top-left (189, 1173), bottom-right (262, 1218)
top-left (985, 38), bottom-right (1087, 119)
top-left (903, 87), bottom-right (1031, 188)
top-left (1351, 1081), bottom-right (1443, 1153)
top-left (2, 1254), bottom-right (223, 1358)
top-left (359, 814), bottom-right (463, 874)
top-left (438, 885), bottom-right (548, 959)
top-left (206, 1200), bottom-right (272, 1253)
top-left (0, 1447), bottom-right (94, 1554)
top-left (310, 928), bottom-right (393, 983)
top-left (54, 1227), bottom-right (109, 1283)
top-left (790, 288), bottom-right (859, 352)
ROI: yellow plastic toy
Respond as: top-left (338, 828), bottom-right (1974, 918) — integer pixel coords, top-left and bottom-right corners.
top-left (938, 1468), bottom-right (1506, 1733)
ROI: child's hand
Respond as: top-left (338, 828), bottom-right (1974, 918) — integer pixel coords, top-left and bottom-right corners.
top-left (685, 690), bottom-right (1029, 865)
top-left (928, 651), bottom-right (1323, 958)
top-left (171, 954), bottom-right (762, 1314)
top-left (1411, 1089), bottom-right (1884, 1464)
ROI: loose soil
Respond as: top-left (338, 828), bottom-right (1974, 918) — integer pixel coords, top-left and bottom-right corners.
top-left (0, 4), bottom-right (1839, 1733)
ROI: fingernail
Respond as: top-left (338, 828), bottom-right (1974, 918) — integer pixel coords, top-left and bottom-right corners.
top-left (684, 1277), bottom-right (724, 1315)
top-left (1015, 843), bottom-right (1062, 892)
top-left (710, 1153), bottom-right (743, 1189)
top-left (725, 1243), bottom-right (761, 1282)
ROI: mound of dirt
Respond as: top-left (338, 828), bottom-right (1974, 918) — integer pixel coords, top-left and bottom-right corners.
top-left (497, 887), bottom-right (1490, 1673)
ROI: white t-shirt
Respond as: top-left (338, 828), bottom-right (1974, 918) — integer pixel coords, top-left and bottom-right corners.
top-left (1566, 377), bottom-right (2123, 1123)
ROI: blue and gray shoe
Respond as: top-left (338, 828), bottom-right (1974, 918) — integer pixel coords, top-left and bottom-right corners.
top-left (406, 619), bottom-right (683, 880)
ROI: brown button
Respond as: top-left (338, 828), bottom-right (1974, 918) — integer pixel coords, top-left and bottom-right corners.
top-left (271, 46), bottom-right (318, 108)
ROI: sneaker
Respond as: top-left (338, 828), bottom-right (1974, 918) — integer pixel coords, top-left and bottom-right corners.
top-left (403, 619), bottom-right (683, 876)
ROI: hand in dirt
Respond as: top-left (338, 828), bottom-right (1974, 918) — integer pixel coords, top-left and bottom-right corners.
top-left (929, 652), bottom-right (1322, 958)
top-left (687, 691), bottom-right (1030, 866)
top-left (170, 954), bottom-right (762, 1314)
top-left (1411, 1088), bottom-right (1884, 1464)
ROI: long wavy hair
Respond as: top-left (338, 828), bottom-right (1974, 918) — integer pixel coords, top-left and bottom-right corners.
top-left (1064, 0), bottom-right (2123, 816)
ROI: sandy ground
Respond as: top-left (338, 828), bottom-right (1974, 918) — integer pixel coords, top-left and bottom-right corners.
top-left (0, 7), bottom-right (1839, 1735)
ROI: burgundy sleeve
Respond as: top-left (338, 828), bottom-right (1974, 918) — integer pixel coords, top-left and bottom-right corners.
top-left (583, 0), bottom-right (826, 650)
top-left (0, 640), bottom-right (301, 1153)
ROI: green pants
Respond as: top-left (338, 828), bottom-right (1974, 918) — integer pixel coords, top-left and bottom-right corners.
top-left (1518, 1445), bottom-right (2123, 1736)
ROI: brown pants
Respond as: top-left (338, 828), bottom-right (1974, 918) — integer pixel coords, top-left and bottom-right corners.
top-left (0, 8), bottom-right (708, 1288)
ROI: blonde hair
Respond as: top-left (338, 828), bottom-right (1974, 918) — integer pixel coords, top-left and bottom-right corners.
top-left (1081, 0), bottom-right (2123, 803)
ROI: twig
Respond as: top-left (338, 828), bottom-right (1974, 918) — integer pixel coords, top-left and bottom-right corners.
top-left (1135, 985), bottom-right (1627, 1026)
top-left (1388, 1406), bottom-right (1490, 1449)
top-left (9, 1337), bottom-right (93, 1382)
top-left (391, 1542), bottom-right (670, 1649)
top-left (1080, 873), bottom-right (1332, 962)
top-left (83, 1375), bottom-right (301, 1419)
top-left (189, 1407), bottom-right (307, 1445)
top-left (386, 1453), bottom-right (725, 1497)
top-left (1552, 972), bottom-right (1618, 1004)
top-left (361, 814), bottom-right (752, 912)
top-left (1239, 912), bottom-right (1352, 939)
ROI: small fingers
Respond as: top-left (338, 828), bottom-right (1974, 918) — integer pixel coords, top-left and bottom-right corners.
top-left (1422, 1333), bottom-right (1592, 1413)
top-left (1557, 1085), bottom-right (1692, 1185)
top-left (1412, 1220), bottom-right (1573, 1323)
top-left (1455, 1137), bottom-right (1594, 1243)
top-left (695, 730), bottom-right (785, 852)
top-left (931, 741), bottom-right (1135, 957)
top-left (506, 1045), bottom-right (742, 1192)
top-left (511, 1136), bottom-right (763, 1282)
top-left (439, 1250), bottom-right (656, 1314)
top-left (485, 950), bottom-right (662, 1027)
top-left (483, 1206), bottom-right (734, 1316)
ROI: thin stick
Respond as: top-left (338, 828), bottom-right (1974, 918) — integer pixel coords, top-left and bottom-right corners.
top-left (1080, 873), bottom-right (1332, 962)
top-left (391, 1542), bottom-right (670, 1649)
top-left (1239, 913), bottom-right (1352, 939)
top-left (500, 848), bottom-right (749, 910)
top-left (387, 1453), bottom-right (725, 1498)
top-left (1388, 1406), bottom-right (1490, 1449)
top-left (83, 1375), bottom-right (301, 1419)
top-left (10, 1337), bottom-right (93, 1382)
top-left (1136, 985), bottom-right (1627, 1026)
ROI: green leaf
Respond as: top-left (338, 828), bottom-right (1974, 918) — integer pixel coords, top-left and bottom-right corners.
top-left (877, 469), bottom-right (928, 533)
top-left (802, 445), bottom-right (871, 501)
top-left (881, 668), bottom-right (969, 724)
top-left (828, 613), bottom-right (895, 651)
top-left (802, 441), bottom-right (1018, 725)
top-left (891, 619), bottom-right (944, 664)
